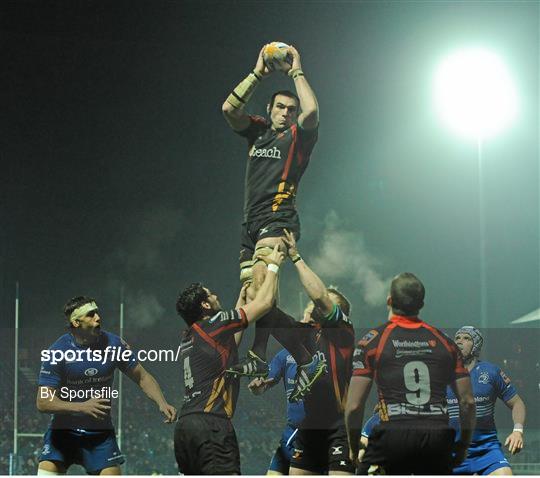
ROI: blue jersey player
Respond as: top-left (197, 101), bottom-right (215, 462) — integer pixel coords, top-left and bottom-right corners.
top-left (248, 339), bottom-right (308, 475)
top-left (36, 296), bottom-right (177, 475)
top-left (447, 326), bottom-right (526, 475)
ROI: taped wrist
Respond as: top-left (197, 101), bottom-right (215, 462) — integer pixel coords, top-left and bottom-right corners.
top-left (226, 72), bottom-right (261, 109)
top-left (288, 68), bottom-right (305, 80)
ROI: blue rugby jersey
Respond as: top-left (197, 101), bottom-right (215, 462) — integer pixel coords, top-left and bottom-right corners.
top-left (38, 330), bottom-right (138, 431)
top-left (268, 349), bottom-right (305, 427)
top-left (447, 360), bottom-right (517, 448)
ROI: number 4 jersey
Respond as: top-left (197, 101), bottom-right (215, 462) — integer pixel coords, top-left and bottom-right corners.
top-left (179, 309), bottom-right (248, 419)
top-left (353, 315), bottom-right (468, 426)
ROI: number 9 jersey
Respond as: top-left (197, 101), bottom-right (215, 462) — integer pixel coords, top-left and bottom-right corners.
top-left (353, 314), bottom-right (469, 426)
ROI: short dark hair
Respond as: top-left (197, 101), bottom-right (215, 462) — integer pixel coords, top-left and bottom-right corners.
top-left (390, 273), bottom-right (425, 316)
top-left (327, 287), bottom-right (351, 316)
top-left (176, 283), bottom-right (208, 326)
top-left (63, 296), bottom-right (96, 327)
top-left (269, 90), bottom-right (300, 110)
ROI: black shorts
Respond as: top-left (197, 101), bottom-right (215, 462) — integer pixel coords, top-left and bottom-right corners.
top-left (360, 423), bottom-right (455, 475)
top-left (240, 209), bottom-right (300, 263)
top-left (289, 425), bottom-right (355, 474)
top-left (174, 413), bottom-right (240, 475)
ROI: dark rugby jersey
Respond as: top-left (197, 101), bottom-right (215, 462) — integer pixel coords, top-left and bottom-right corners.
top-left (179, 309), bottom-right (248, 419)
top-left (237, 116), bottom-right (318, 220)
top-left (353, 315), bottom-right (468, 425)
top-left (301, 305), bottom-right (355, 428)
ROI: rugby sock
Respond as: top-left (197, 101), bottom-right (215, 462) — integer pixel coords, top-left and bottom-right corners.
top-left (251, 314), bottom-right (273, 360)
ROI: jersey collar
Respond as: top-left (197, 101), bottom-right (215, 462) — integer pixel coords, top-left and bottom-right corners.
top-left (389, 314), bottom-right (424, 328)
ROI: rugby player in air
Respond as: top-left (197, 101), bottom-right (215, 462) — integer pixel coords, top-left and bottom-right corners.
top-left (448, 326), bottom-right (526, 475)
top-left (222, 44), bottom-right (323, 395)
top-left (345, 273), bottom-right (477, 475)
top-left (36, 297), bottom-right (177, 475)
top-left (174, 245), bottom-right (284, 475)
top-left (279, 229), bottom-right (356, 475)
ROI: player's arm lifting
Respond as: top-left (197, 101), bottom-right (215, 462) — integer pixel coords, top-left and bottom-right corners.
top-left (284, 46), bottom-right (319, 131)
top-left (222, 45), bottom-right (272, 132)
top-left (450, 376), bottom-right (476, 465)
top-left (283, 229), bottom-right (333, 315)
top-left (241, 244), bottom-right (284, 323)
top-left (123, 363), bottom-right (177, 423)
top-left (503, 394), bottom-right (526, 454)
top-left (345, 376), bottom-right (373, 465)
top-left (36, 386), bottom-right (111, 419)
top-left (233, 283), bottom-right (250, 346)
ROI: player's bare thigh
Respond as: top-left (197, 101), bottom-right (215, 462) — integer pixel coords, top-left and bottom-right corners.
top-left (38, 460), bottom-right (67, 474)
top-left (251, 236), bottom-right (287, 290)
top-left (489, 467), bottom-right (513, 475)
top-left (98, 465), bottom-right (121, 475)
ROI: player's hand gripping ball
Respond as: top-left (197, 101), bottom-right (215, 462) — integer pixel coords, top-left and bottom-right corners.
top-left (263, 42), bottom-right (292, 71)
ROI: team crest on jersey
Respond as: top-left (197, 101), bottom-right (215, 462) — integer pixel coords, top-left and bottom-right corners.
top-left (478, 371), bottom-right (490, 384)
top-left (358, 330), bottom-right (378, 347)
top-left (42, 444), bottom-right (51, 455)
top-left (292, 448), bottom-right (303, 460)
top-left (500, 370), bottom-right (511, 384)
top-left (428, 340), bottom-right (437, 347)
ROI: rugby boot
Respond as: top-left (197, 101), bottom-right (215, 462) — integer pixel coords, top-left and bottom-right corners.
top-left (289, 355), bottom-right (327, 402)
top-left (225, 350), bottom-right (269, 378)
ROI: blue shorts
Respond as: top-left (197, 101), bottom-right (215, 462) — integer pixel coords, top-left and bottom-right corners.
top-left (39, 428), bottom-right (124, 473)
top-left (453, 443), bottom-right (510, 475)
top-left (268, 425), bottom-right (298, 474)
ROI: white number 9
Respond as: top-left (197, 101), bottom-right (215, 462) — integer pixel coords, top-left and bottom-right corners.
top-left (403, 360), bottom-right (430, 405)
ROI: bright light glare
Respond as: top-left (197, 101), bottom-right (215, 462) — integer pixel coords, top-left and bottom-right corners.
top-left (433, 48), bottom-right (518, 140)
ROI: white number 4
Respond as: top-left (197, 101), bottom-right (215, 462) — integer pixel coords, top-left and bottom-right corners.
top-left (184, 356), bottom-right (194, 389)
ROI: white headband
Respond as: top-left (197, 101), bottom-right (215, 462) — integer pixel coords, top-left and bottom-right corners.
top-left (69, 302), bottom-right (98, 324)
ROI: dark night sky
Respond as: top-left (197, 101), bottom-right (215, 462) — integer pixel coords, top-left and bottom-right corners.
top-left (2, 0), bottom-right (539, 348)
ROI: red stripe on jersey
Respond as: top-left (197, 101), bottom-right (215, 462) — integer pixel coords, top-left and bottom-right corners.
top-left (421, 322), bottom-right (452, 353)
top-left (192, 323), bottom-right (230, 369)
top-left (353, 348), bottom-right (377, 377)
top-left (389, 314), bottom-right (424, 328)
top-left (421, 323), bottom-right (468, 375)
top-left (281, 125), bottom-right (297, 181)
top-left (374, 323), bottom-right (397, 370)
top-left (329, 343), bottom-right (342, 412)
top-left (238, 307), bottom-right (248, 326)
top-left (208, 309), bottom-right (248, 338)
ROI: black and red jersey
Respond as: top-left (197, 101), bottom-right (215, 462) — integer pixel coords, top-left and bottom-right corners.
top-left (179, 309), bottom-right (248, 419)
top-left (237, 116), bottom-right (318, 221)
top-left (353, 315), bottom-right (468, 425)
top-left (302, 305), bottom-right (355, 428)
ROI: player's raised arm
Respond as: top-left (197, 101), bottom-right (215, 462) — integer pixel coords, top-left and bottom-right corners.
top-left (450, 376), bottom-right (476, 466)
top-left (123, 363), bottom-right (177, 423)
top-left (241, 245), bottom-right (284, 322)
top-left (283, 229), bottom-right (333, 315)
top-left (503, 394), bottom-right (526, 454)
top-left (284, 46), bottom-right (319, 131)
top-left (222, 45), bottom-right (271, 132)
top-left (233, 282), bottom-right (250, 346)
